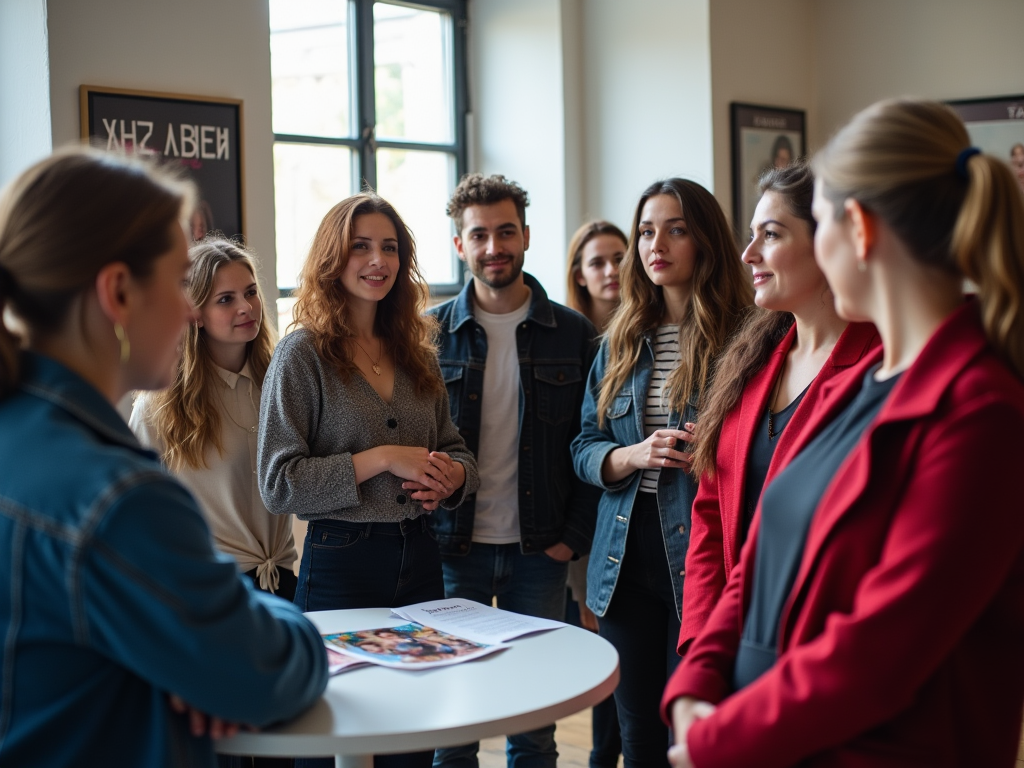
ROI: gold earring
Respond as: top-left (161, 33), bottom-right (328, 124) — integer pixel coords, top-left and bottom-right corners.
top-left (113, 323), bottom-right (131, 364)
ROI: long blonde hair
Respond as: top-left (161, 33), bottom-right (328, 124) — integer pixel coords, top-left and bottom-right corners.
top-left (0, 147), bottom-right (193, 399)
top-left (151, 237), bottom-right (276, 471)
top-left (596, 179), bottom-right (752, 427)
top-left (814, 99), bottom-right (1024, 379)
top-left (291, 193), bottom-right (442, 398)
top-left (564, 220), bottom-right (628, 327)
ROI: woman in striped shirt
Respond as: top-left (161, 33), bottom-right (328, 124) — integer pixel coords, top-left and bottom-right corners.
top-left (572, 179), bottom-right (751, 768)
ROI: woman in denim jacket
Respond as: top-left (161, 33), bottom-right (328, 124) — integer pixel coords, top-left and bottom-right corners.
top-left (0, 149), bottom-right (327, 768)
top-left (571, 179), bottom-right (751, 768)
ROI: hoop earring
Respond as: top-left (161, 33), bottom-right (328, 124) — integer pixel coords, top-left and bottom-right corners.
top-left (113, 322), bottom-right (131, 364)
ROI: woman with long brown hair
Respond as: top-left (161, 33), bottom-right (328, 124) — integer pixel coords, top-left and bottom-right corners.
top-left (664, 99), bottom-right (1024, 767)
top-left (565, 219), bottom-right (628, 332)
top-left (677, 163), bottom-right (878, 656)
top-left (257, 192), bottom-right (478, 768)
top-left (131, 237), bottom-right (297, 602)
top-left (571, 179), bottom-right (751, 767)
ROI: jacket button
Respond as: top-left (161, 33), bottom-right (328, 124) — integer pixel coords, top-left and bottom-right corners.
top-left (678, 525), bottom-right (686, 534)
top-left (460, 543), bottom-right (469, 552)
top-left (679, 569), bottom-right (685, 576)
top-left (525, 490), bottom-right (531, 496)
top-left (522, 445), bottom-right (530, 452)
top-left (468, 393), bottom-right (478, 401)
top-left (387, 418), bottom-right (398, 428)
top-left (396, 494), bottom-right (408, 504)
top-left (521, 323), bottom-right (527, 329)
top-left (557, 372), bottom-right (565, 382)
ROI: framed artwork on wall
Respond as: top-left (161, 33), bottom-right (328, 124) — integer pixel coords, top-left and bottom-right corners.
top-left (80, 85), bottom-right (244, 241)
top-left (947, 94), bottom-right (1024, 190)
top-left (730, 102), bottom-right (806, 239)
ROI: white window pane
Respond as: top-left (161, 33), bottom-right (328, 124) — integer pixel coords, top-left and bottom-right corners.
top-left (274, 142), bottom-right (354, 290)
top-left (376, 148), bottom-right (457, 285)
top-left (373, 3), bottom-right (454, 144)
top-left (270, 0), bottom-right (353, 138)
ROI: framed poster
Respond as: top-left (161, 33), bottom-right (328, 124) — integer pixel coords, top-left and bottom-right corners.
top-left (947, 95), bottom-right (1024, 189)
top-left (80, 85), bottom-right (244, 240)
top-left (730, 102), bottom-right (806, 238)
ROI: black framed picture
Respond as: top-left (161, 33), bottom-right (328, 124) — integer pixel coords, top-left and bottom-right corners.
top-left (80, 85), bottom-right (245, 241)
top-left (947, 95), bottom-right (1024, 189)
top-left (730, 102), bottom-right (806, 238)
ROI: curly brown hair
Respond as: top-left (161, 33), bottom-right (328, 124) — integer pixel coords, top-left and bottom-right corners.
top-left (446, 173), bottom-right (529, 234)
top-left (291, 193), bottom-right (443, 398)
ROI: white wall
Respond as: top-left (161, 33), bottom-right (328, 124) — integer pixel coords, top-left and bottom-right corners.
top-left (44, 0), bottom-right (279, 308)
top-left (709, 0), bottom-right (815, 228)
top-left (0, 0), bottom-right (52, 188)
top-left (815, 0), bottom-right (1024, 143)
top-left (579, 0), bottom-right (713, 232)
top-left (466, 0), bottom-right (572, 301)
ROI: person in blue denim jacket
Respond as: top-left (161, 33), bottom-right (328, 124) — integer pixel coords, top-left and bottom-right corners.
top-left (571, 179), bottom-right (751, 768)
top-left (429, 174), bottom-right (600, 768)
top-left (0, 148), bottom-right (328, 768)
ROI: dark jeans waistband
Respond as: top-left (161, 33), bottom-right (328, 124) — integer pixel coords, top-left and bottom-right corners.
top-left (312, 516), bottom-right (429, 537)
top-left (633, 492), bottom-right (660, 513)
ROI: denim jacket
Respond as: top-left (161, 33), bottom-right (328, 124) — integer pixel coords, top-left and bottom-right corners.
top-left (571, 335), bottom-right (698, 620)
top-left (427, 273), bottom-right (601, 557)
top-left (0, 354), bottom-right (328, 768)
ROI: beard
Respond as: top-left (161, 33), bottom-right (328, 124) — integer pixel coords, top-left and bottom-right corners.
top-left (469, 251), bottom-right (525, 289)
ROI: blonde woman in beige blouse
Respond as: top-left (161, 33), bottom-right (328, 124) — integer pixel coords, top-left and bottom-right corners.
top-left (130, 237), bottom-right (297, 598)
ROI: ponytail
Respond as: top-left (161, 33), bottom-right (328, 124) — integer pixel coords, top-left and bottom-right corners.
top-left (952, 153), bottom-right (1024, 378)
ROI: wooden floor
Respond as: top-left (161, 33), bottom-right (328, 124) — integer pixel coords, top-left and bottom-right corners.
top-left (479, 709), bottom-right (621, 768)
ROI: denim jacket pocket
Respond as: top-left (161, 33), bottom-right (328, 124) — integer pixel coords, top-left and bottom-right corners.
top-left (606, 393), bottom-right (632, 420)
top-left (534, 365), bottom-right (584, 425)
top-left (440, 364), bottom-right (465, 424)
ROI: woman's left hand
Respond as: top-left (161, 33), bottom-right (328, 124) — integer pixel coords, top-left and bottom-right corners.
top-left (403, 453), bottom-right (465, 510)
top-left (168, 694), bottom-right (250, 739)
top-left (667, 696), bottom-right (715, 768)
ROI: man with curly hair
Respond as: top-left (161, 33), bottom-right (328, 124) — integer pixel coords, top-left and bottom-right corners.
top-left (429, 173), bottom-right (601, 768)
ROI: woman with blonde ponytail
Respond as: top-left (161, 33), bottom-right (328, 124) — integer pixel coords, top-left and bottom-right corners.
top-left (0, 148), bottom-right (326, 767)
top-left (664, 99), bottom-right (1024, 768)
top-left (130, 237), bottom-right (298, 602)
top-left (571, 178), bottom-right (751, 767)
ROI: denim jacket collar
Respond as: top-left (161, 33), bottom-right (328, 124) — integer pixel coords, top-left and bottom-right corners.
top-left (20, 352), bottom-right (146, 454)
top-left (449, 272), bottom-right (557, 332)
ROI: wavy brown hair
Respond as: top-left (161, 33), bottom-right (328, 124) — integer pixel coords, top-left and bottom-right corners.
top-left (691, 162), bottom-right (817, 478)
top-left (290, 193), bottom-right (442, 397)
top-left (149, 237), bottom-right (276, 471)
top-left (565, 220), bottom-right (628, 327)
top-left (814, 99), bottom-right (1024, 379)
top-left (596, 179), bottom-right (752, 428)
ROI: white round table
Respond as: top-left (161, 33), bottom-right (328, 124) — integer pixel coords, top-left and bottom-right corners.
top-left (216, 607), bottom-right (620, 768)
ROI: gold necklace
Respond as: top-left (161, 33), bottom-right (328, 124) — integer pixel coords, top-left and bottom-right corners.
top-left (353, 337), bottom-right (383, 376)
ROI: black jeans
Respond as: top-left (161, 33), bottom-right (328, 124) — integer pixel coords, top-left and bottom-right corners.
top-left (295, 516), bottom-right (445, 768)
top-left (598, 494), bottom-right (682, 768)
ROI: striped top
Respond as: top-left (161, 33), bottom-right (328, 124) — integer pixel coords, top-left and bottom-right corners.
top-left (640, 324), bottom-right (681, 493)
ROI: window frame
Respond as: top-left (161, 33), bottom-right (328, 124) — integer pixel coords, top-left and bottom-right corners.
top-left (273, 0), bottom-right (469, 297)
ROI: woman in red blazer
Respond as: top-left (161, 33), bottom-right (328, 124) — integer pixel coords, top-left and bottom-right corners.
top-left (663, 99), bottom-right (1024, 767)
top-left (680, 163), bottom-right (878, 655)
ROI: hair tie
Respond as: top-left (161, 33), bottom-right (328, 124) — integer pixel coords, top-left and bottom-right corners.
top-left (955, 147), bottom-right (981, 179)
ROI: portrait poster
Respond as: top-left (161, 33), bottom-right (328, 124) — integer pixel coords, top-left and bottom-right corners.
top-left (730, 103), bottom-right (806, 239)
top-left (947, 95), bottom-right (1024, 189)
top-left (80, 85), bottom-right (244, 241)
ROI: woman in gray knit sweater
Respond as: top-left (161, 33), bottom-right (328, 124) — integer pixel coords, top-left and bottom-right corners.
top-left (258, 197), bottom-right (478, 762)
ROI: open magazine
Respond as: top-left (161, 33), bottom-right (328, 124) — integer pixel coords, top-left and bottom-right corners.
top-left (322, 599), bottom-right (565, 672)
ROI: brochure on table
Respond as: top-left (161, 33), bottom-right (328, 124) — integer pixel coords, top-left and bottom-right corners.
top-left (321, 599), bottom-right (565, 672)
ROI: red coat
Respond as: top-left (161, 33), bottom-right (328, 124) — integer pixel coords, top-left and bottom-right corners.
top-left (662, 301), bottom-right (1024, 767)
top-left (680, 322), bottom-right (879, 653)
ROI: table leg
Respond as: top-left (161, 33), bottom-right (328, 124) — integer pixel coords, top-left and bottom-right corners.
top-left (335, 754), bottom-right (373, 768)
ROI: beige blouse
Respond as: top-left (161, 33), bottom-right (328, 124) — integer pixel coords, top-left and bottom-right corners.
top-left (130, 363), bottom-right (297, 593)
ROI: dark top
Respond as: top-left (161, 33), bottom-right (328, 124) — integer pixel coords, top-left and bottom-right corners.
top-left (733, 366), bottom-right (901, 691)
top-left (741, 388), bottom-right (807, 545)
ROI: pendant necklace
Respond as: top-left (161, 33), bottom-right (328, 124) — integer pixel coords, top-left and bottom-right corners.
top-left (354, 337), bottom-right (383, 376)
top-left (767, 356), bottom-right (786, 441)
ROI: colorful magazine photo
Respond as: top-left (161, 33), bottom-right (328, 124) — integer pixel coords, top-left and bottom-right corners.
top-left (323, 622), bottom-right (506, 669)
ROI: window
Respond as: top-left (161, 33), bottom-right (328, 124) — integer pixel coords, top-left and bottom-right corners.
top-left (269, 0), bottom-right (468, 328)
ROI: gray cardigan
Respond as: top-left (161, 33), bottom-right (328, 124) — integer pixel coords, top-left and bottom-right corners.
top-left (258, 329), bottom-right (479, 523)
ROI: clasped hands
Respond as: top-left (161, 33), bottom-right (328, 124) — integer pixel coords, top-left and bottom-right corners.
top-left (668, 696), bottom-right (716, 768)
top-left (391, 447), bottom-right (464, 511)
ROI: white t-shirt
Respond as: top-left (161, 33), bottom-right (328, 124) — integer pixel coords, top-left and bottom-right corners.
top-left (471, 291), bottom-right (532, 543)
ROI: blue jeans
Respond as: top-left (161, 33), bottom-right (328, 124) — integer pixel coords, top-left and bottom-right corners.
top-left (433, 543), bottom-right (569, 768)
top-left (295, 517), bottom-right (444, 768)
top-left (598, 494), bottom-right (681, 768)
